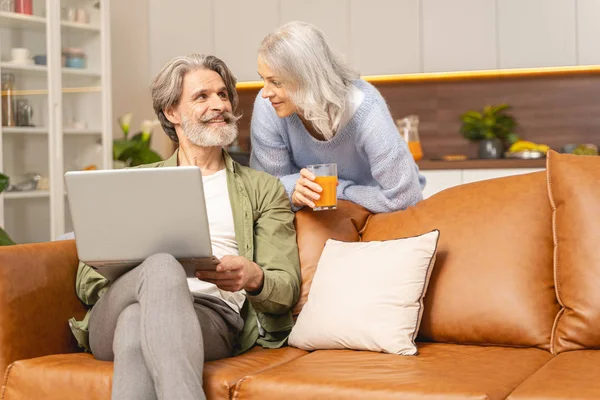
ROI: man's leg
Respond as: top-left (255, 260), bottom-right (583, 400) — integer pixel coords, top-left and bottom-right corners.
top-left (89, 253), bottom-right (205, 400)
top-left (192, 294), bottom-right (244, 361)
top-left (112, 304), bottom-right (157, 400)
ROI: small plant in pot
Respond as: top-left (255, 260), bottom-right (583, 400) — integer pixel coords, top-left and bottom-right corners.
top-left (460, 104), bottom-right (519, 159)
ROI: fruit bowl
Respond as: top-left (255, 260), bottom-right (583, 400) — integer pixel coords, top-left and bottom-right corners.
top-left (504, 150), bottom-right (545, 159)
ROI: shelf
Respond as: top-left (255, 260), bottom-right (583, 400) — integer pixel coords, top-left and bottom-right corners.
top-left (2, 127), bottom-right (102, 136)
top-left (0, 63), bottom-right (101, 78)
top-left (4, 190), bottom-right (49, 200)
top-left (0, 62), bottom-right (47, 74)
top-left (0, 11), bottom-right (45, 30)
top-left (61, 21), bottom-right (100, 33)
top-left (2, 127), bottom-right (47, 134)
top-left (62, 68), bottom-right (101, 78)
top-left (64, 128), bottom-right (101, 135)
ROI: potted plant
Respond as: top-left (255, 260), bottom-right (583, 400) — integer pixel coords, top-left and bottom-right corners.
top-left (113, 114), bottom-right (163, 167)
top-left (0, 173), bottom-right (15, 246)
top-left (460, 104), bottom-right (519, 159)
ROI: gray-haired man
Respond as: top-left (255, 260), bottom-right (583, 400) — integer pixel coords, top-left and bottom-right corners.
top-left (69, 54), bottom-right (301, 400)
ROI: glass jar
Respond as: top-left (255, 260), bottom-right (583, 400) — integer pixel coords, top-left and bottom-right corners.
top-left (0, 0), bottom-right (14, 12)
top-left (63, 48), bottom-right (86, 69)
top-left (1, 73), bottom-right (16, 127)
top-left (396, 115), bottom-right (423, 161)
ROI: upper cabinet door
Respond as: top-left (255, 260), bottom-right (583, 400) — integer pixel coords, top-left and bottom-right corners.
top-left (498, 0), bottom-right (577, 69)
top-left (214, 0), bottom-right (280, 82)
top-left (577, 0), bottom-right (600, 66)
top-left (422, 0), bottom-right (497, 73)
top-left (280, 0), bottom-right (351, 61)
top-left (350, 0), bottom-right (421, 76)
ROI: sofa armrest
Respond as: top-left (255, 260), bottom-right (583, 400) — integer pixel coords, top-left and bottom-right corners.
top-left (0, 240), bottom-right (86, 374)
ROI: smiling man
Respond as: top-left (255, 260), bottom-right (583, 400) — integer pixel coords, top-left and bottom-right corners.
top-left (71, 54), bottom-right (301, 400)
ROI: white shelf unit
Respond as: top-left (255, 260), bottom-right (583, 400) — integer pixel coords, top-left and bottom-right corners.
top-left (0, 0), bottom-right (112, 244)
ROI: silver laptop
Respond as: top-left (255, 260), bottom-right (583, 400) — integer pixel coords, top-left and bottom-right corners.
top-left (65, 166), bottom-right (219, 281)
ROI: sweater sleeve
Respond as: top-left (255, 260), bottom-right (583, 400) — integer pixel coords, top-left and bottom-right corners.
top-left (340, 98), bottom-right (425, 213)
top-left (249, 92), bottom-right (300, 204)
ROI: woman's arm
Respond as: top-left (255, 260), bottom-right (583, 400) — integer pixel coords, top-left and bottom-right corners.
top-left (340, 98), bottom-right (425, 213)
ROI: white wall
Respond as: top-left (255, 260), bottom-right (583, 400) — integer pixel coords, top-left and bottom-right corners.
top-left (110, 0), bottom-right (173, 158)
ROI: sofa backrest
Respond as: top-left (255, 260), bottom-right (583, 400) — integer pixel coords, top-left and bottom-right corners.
top-left (547, 151), bottom-right (600, 353)
top-left (292, 200), bottom-right (371, 317)
top-left (357, 172), bottom-right (558, 350)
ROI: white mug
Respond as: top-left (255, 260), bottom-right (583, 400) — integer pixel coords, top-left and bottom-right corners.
top-left (11, 47), bottom-right (30, 61)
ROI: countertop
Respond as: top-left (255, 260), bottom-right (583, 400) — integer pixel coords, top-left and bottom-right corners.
top-left (416, 158), bottom-right (546, 170)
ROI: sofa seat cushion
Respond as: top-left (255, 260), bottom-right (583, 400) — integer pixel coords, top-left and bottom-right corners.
top-left (2, 347), bottom-right (307, 400)
top-left (234, 343), bottom-right (552, 400)
top-left (508, 350), bottom-right (600, 399)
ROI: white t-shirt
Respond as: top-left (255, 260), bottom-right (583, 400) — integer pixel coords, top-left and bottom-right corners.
top-left (187, 168), bottom-right (246, 313)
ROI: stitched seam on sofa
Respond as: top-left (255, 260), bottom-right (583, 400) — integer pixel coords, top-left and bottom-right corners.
top-left (547, 153), bottom-right (563, 355)
top-left (1, 362), bottom-right (15, 400)
top-left (357, 214), bottom-right (372, 241)
top-left (231, 375), bottom-right (251, 400)
top-left (412, 230), bottom-right (440, 344)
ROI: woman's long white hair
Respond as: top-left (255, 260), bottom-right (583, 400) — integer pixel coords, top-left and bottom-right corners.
top-left (259, 21), bottom-right (359, 140)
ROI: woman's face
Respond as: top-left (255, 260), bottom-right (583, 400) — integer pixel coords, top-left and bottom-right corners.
top-left (258, 56), bottom-right (295, 118)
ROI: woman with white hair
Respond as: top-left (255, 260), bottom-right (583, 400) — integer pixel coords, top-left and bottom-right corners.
top-left (250, 21), bottom-right (425, 214)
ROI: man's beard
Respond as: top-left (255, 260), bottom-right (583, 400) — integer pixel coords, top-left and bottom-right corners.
top-left (181, 111), bottom-right (239, 147)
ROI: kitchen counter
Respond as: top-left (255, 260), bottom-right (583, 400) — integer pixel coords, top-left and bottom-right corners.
top-left (416, 158), bottom-right (546, 170)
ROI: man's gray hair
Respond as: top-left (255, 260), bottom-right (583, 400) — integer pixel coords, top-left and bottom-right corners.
top-left (151, 54), bottom-right (239, 143)
top-left (259, 21), bottom-right (359, 140)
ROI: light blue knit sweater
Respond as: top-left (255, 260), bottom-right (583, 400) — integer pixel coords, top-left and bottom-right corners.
top-left (249, 80), bottom-right (425, 214)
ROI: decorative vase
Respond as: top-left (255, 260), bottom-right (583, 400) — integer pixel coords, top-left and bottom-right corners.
top-left (479, 138), bottom-right (504, 159)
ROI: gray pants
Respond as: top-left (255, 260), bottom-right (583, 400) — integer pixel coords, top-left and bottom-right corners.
top-left (89, 253), bottom-right (244, 400)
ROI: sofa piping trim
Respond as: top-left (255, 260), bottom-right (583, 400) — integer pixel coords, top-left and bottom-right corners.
top-left (357, 214), bottom-right (372, 241)
top-left (546, 152), bottom-right (564, 355)
top-left (1, 362), bottom-right (15, 400)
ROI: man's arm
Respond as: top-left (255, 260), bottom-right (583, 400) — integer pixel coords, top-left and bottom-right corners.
top-left (197, 178), bottom-right (301, 315)
top-left (247, 178), bottom-right (301, 314)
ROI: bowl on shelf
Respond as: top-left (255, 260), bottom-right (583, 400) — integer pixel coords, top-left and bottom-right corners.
top-left (33, 55), bottom-right (46, 65)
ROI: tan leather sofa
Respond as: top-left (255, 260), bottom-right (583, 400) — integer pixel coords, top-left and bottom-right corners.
top-left (2, 150), bottom-right (600, 400)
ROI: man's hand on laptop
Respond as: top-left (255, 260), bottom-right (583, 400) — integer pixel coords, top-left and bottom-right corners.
top-left (195, 255), bottom-right (265, 293)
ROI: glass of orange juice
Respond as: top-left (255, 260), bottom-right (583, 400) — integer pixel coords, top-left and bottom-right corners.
top-left (307, 163), bottom-right (337, 211)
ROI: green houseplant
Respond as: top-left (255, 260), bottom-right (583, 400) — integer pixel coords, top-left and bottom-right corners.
top-left (113, 114), bottom-right (163, 167)
top-left (460, 104), bottom-right (519, 159)
top-left (0, 173), bottom-right (15, 246)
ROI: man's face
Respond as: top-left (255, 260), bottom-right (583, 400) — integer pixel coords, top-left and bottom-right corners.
top-left (170, 68), bottom-right (238, 147)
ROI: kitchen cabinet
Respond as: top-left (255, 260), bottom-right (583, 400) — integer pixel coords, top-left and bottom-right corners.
top-left (497, 0), bottom-right (577, 69)
top-left (214, 0), bottom-right (279, 82)
top-left (350, 0), bottom-right (420, 75)
top-left (421, 0), bottom-right (496, 73)
top-left (421, 168), bottom-right (545, 199)
top-left (280, 0), bottom-right (351, 61)
top-left (577, 0), bottom-right (600, 66)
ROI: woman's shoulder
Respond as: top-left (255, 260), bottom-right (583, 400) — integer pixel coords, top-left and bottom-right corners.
top-left (352, 79), bottom-right (387, 104)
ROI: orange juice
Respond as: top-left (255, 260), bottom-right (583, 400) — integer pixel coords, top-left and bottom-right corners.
top-left (408, 141), bottom-right (423, 161)
top-left (314, 175), bottom-right (337, 209)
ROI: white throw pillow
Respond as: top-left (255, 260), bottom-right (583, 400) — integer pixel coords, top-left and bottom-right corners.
top-left (289, 230), bottom-right (439, 355)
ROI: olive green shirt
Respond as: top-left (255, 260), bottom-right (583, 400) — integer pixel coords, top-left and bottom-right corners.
top-left (69, 150), bottom-right (301, 355)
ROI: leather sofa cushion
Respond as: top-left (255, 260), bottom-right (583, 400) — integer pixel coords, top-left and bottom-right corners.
top-left (292, 200), bottom-right (370, 317)
top-left (1, 347), bottom-right (307, 400)
top-left (547, 151), bottom-right (600, 353)
top-left (361, 172), bottom-right (558, 349)
top-left (234, 343), bottom-right (552, 400)
top-left (507, 350), bottom-right (600, 399)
